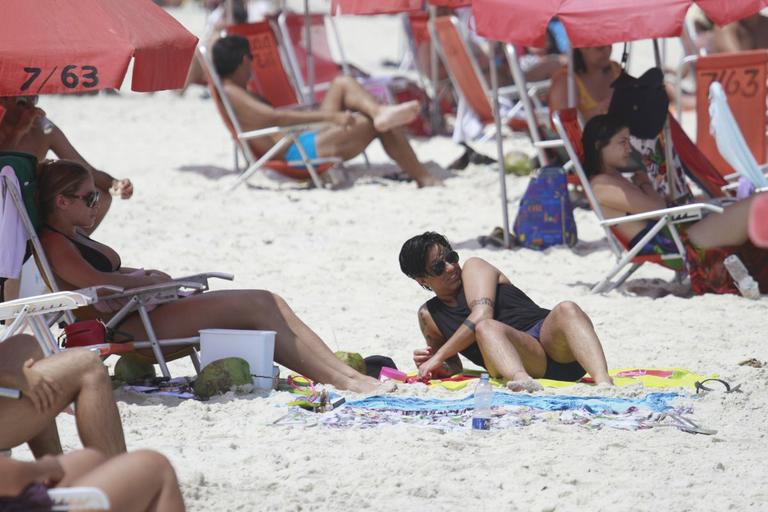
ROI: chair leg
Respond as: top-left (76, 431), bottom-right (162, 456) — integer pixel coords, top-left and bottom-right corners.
top-left (592, 261), bottom-right (641, 294)
top-left (362, 150), bottom-right (371, 169)
top-left (233, 142), bottom-right (241, 173)
top-left (137, 304), bottom-right (171, 380)
top-left (612, 262), bottom-right (643, 290)
top-left (190, 350), bottom-right (201, 375)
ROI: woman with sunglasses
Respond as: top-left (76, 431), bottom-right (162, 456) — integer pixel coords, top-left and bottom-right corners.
top-left (37, 160), bottom-right (390, 393)
top-left (399, 232), bottom-right (613, 391)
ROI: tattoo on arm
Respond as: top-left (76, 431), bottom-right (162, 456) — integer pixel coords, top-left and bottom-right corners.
top-left (469, 297), bottom-right (494, 308)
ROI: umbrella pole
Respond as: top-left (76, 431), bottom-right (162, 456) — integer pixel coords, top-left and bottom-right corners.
top-left (429, 5), bottom-right (443, 133)
top-left (304, 0), bottom-right (315, 104)
top-left (490, 44), bottom-right (512, 249)
top-left (654, 38), bottom-right (678, 200)
top-left (567, 45), bottom-right (575, 108)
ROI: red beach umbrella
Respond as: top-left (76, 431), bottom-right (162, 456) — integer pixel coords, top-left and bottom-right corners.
top-left (0, 0), bottom-right (198, 96)
top-left (472, 0), bottom-right (767, 48)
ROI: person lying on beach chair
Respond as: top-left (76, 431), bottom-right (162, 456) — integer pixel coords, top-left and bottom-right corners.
top-left (399, 232), bottom-right (614, 391)
top-left (0, 448), bottom-right (185, 512)
top-left (212, 35), bottom-right (442, 188)
top-left (582, 114), bottom-right (768, 294)
top-left (0, 95), bottom-right (133, 235)
top-left (37, 160), bottom-right (391, 393)
top-left (0, 334), bottom-right (126, 458)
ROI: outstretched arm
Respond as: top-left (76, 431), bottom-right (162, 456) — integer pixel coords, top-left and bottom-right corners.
top-left (419, 258), bottom-right (505, 378)
top-left (48, 124), bottom-right (132, 199)
top-left (413, 304), bottom-right (462, 379)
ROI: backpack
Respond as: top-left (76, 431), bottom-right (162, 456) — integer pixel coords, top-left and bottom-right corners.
top-left (513, 166), bottom-right (578, 250)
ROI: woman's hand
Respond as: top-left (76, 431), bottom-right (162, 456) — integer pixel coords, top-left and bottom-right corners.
top-left (631, 170), bottom-right (652, 188)
top-left (19, 359), bottom-right (60, 414)
top-left (413, 347), bottom-right (433, 369)
top-left (417, 355), bottom-right (444, 380)
top-left (111, 178), bottom-right (133, 199)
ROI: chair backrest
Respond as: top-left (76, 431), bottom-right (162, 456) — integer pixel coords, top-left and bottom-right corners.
top-left (551, 109), bottom-right (624, 256)
top-left (277, 12), bottom-right (344, 103)
top-left (708, 81), bottom-right (768, 190)
top-left (694, 49), bottom-right (768, 177)
top-left (430, 15), bottom-right (493, 123)
top-left (668, 114), bottom-right (728, 198)
top-left (225, 21), bottom-right (301, 108)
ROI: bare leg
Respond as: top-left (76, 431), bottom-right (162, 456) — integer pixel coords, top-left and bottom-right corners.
top-left (315, 115), bottom-right (441, 187)
top-left (2, 277), bottom-right (20, 301)
top-left (0, 337), bottom-right (126, 455)
top-left (26, 422), bottom-right (62, 458)
top-left (749, 193), bottom-right (768, 247)
top-left (687, 194), bottom-right (761, 249)
top-left (68, 450), bottom-right (185, 512)
top-left (319, 76), bottom-right (419, 132)
top-left (55, 448), bottom-right (107, 486)
top-left (116, 290), bottom-right (389, 393)
top-left (474, 319), bottom-right (546, 392)
top-left (538, 302), bottom-right (612, 385)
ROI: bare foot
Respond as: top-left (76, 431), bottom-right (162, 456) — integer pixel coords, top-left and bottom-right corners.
top-left (373, 101), bottom-right (420, 132)
top-left (416, 175), bottom-right (444, 188)
top-left (346, 375), bottom-right (397, 394)
top-left (506, 378), bottom-right (543, 393)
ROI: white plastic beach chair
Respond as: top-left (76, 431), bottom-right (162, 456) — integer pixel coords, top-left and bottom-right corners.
top-left (708, 81), bottom-right (768, 195)
top-left (548, 108), bottom-right (724, 293)
top-left (49, 487), bottom-right (110, 511)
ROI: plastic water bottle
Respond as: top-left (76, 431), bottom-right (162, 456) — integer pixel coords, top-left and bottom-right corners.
top-left (723, 255), bottom-right (761, 300)
top-left (472, 373), bottom-right (493, 431)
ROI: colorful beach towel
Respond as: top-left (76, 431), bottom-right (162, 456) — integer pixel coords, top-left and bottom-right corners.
top-left (276, 391), bottom-right (708, 433)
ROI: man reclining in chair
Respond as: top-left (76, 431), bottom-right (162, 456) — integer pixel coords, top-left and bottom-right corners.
top-left (399, 232), bottom-right (614, 391)
top-left (212, 35), bottom-right (442, 187)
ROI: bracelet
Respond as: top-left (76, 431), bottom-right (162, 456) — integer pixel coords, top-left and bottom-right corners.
top-left (462, 319), bottom-right (476, 332)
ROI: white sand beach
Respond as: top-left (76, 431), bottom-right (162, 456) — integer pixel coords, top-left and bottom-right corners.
top-left (10, 3), bottom-right (768, 511)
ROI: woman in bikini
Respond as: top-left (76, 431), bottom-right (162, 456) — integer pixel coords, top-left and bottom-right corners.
top-left (549, 45), bottom-right (621, 122)
top-left (399, 232), bottom-right (613, 391)
top-left (581, 114), bottom-right (768, 293)
top-left (37, 159), bottom-right (388, 393)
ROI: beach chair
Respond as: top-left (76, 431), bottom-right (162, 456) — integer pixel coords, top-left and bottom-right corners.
top-left (0, 157), bottom-right (233, 378)
top-left (275, 11), bottom-right (348, 104)
top-left (199, 27), bottom-right (339, 189)
top-left (429, 15), bottom-right (549, 142)
top-left (49, 487), bottom-right (110, 511)
top-left (692, 50), bottom-right (768, 178)
top-left (550, 108), bottom-right (723, 293)
top-left (708, 81), bottom-right (768, 195)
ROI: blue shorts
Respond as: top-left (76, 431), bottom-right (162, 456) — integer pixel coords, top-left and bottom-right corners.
top-left (284, 131), bottom-right (318, 168)
top-left (629, 221), bottom-right (679, 256)
top-left (526, 318), bottom-right (587, 382)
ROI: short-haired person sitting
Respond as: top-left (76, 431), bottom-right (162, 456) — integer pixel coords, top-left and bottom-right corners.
top-left (399, 233), bottom-right (613, 391)
top-left (211, 35), bottom-right (442, 187)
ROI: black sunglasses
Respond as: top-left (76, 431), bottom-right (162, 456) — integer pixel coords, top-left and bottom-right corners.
top-left (428, 250), bottom-right (459, 277)
top-left (65, 190), bottom-right (100, 208)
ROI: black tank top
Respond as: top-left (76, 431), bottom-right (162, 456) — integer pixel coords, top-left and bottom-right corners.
top-left (426, 283), bottom-right (550, 367)
top-left (44, 225), bottom-right (120, 273)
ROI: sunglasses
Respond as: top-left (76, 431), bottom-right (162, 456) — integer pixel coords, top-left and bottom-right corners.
top-left (428, 250), bottom-right (459, 277)
top-left (65, 190), bottom-right (100, 208)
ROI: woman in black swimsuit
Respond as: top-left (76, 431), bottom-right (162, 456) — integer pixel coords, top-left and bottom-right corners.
top-left (399, 232), bottom-right (613, 391)
top-left (37, 160), bottom-right (388, 393)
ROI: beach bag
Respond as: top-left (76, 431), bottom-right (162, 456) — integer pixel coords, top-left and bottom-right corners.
top-left (513, 166), bottom-right (577, 250)
top-left (61, 319), bottom-right (133, 348)
top-left (608, 67), bottom-right (669, 140)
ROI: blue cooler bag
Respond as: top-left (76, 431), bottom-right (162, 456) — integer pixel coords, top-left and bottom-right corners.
top-left (513, 166), bottom-right (578, 250)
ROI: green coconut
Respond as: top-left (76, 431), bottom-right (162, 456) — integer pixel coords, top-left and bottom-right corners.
top-left (503, 151), bottom-right (534, 176)
top-left (334, 351), bottom-right (366, 374)
top-left (193, 357), bottom-right (252, 400)
top-left (113, 355), bottom-right (156, 384)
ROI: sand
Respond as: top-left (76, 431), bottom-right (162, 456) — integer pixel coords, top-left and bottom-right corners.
top-left (9, 3), bottom-right (768, 511)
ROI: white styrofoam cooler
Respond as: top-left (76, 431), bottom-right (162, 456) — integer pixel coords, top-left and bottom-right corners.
top-left (199, 329), bottom-right (276, 389)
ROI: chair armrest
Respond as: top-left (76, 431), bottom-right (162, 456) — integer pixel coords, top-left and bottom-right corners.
top-left (534, 139), bottom-right (565, 149)
top-left (97, 281), bottom-right (205, 301)
top-left (599, 203), bottom-right (724, 227)
top-left (238, 122), bottom-right (332, 141)
top-left (172, 272), bottom-right (234, 291)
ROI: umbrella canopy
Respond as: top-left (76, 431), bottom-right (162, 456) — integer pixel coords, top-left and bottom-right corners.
top-left (0, 0), bottom-right (198, 96)
top-left (472, 0), bottom-right (767, 47)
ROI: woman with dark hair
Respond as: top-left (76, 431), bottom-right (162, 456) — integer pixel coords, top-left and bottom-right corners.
top-left (549, 46), bottom-right (621, 121)
top-left (399, 232), bottom-right (613, 391)
top-left (582, 114), bottom-right (768, 293)
top-left (36, 160), bottom-right (390, 393)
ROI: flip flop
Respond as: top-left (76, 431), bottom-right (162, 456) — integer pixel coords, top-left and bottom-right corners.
top-left (748, 193), bottom-right (768, 248)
